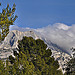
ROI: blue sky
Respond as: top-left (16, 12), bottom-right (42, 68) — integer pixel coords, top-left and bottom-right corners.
top-left (0, 0), bottom-right (75, 28)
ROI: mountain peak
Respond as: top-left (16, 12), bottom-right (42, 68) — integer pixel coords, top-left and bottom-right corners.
top-left (0, 30), bottom-right (71, 73)
top-left (0, 30), bottom-right (39, 49)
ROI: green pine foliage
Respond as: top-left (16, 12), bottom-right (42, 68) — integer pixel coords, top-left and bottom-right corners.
top-left (9, 36), bottom-right (63, 75)
top-left (0, 36), bottom-right (63, 75)
top-left (0, 3), bottom-right (17, 42)
top-left (0, 60), bottom-right (6, 75)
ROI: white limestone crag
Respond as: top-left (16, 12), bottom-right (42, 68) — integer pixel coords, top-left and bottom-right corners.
top-left (0, 30), bottom-right (40, 49)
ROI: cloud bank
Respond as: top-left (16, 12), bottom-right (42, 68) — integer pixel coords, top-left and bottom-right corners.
top-left (10, 23), bottom-right (75, 54)
top-left (9, 25), bottom-right (32, 32)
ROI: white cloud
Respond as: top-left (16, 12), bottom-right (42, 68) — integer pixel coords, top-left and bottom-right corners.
top-left (53, 23), bottom-right (70, 30)
top-left (9, 25), bottom-right (32, 32)
top-left (10, 23), bottom-right (75, 54)
top-left (35, 23), bottom-right (75, 54)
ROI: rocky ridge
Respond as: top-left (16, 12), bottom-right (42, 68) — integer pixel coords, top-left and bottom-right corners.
top-left (0, 30), bottom-right (71, 73)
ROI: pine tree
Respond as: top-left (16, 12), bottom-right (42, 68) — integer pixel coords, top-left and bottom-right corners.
top-left (0, 3), bottom-right (17, 42)
top-left (0, 60), bottom-right (6, 75)
top-left (0, 36), bottom-right (63, 75)
top-left (10, 36), bottom-right (63, 75)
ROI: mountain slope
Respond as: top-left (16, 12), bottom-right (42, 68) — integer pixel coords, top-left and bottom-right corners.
top-left (0, 30), bottom-right (71, 73)
top-left (0, 30), bottom-right (40, 49)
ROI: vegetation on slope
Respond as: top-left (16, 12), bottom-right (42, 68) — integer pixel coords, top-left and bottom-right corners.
top-left (0, 36), bottom-right (63, 75)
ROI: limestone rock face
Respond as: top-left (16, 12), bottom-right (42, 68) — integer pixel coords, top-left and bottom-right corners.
top-left (0, 30), bottom-right (40, 49)
top-left (0, 30), bottom-right (40, 60)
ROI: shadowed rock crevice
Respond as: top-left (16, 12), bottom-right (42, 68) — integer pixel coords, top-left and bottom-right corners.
top-left (10, 32), bottom-right (16, 47)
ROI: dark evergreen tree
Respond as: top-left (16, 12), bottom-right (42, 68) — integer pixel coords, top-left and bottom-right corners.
top-left (0, 36), bottom-right (63, 75)
top-left (0, 60), bottom-right (6, 75)
top-left (10, 36), bottom-right (63, 75)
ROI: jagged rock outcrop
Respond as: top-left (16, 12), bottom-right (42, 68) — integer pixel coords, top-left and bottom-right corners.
top-left (0, 30), bottom-right (40, 49)
top-left (0, 30), bottom-right (40, 59)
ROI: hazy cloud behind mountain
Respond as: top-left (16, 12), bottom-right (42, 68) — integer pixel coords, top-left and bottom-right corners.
top-left (10, 23), bottom-right (75, 54)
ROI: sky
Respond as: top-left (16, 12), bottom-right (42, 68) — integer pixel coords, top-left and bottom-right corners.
top-left (1, 0), bottom-right (75, 54)
top-left (0, 0), bottom-right (75, 28)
